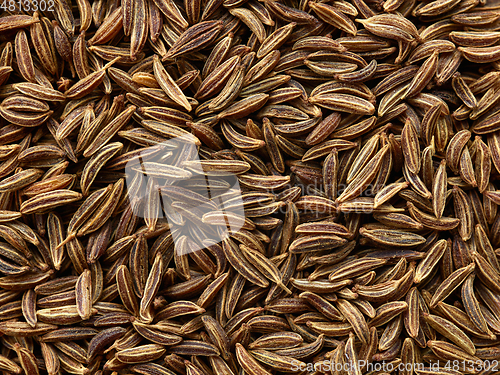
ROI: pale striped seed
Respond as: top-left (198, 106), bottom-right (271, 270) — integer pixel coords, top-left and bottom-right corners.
top-left (414, 239), bottom-right (448, 283)
top-left (432, 160), bottom-right (447, 219)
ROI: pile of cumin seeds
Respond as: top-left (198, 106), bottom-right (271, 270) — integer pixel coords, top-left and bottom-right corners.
top-left (2, 0), bottom-right (500, 374)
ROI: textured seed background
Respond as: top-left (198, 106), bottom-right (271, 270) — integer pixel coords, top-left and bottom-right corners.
top-left (1, 0), bottom-right (500, 374)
